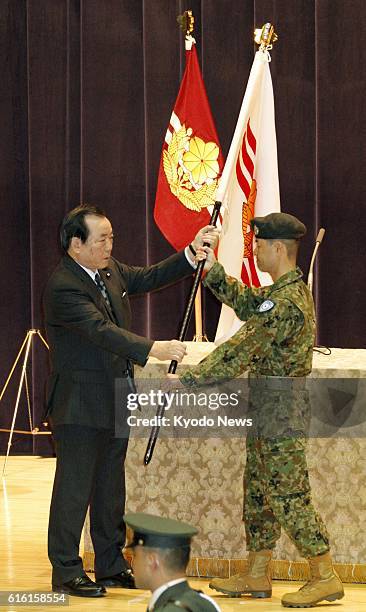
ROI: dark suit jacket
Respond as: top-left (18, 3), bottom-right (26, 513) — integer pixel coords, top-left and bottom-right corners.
top-left (153, 580), bottom-right (219, 611)
top-left (43, 251), bottom-right (192, 429)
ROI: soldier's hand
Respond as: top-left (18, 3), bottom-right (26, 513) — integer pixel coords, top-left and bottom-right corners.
top-left (195, 246), bottom-right (216, 272)
top-left (149, 340), bottom-right (187, 362)
top-left (162, 373), bottom-right (184, 393)
top-left (191, 225), bottom-right (219, 252)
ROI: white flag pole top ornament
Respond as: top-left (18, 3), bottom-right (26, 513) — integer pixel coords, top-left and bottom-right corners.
top-left (215, 23), bottom-right (280, 344)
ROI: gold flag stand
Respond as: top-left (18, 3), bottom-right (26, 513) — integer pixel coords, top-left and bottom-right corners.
top-left (193, 284), bottom-right (208, 342)
top-left (0, 329), bottom-right (50, 476)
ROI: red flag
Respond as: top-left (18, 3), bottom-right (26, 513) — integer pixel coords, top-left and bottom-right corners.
top-left (154, 37), bottom-right (224, 251)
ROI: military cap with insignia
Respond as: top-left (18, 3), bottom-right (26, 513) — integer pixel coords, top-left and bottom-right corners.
top-left (124, 513), bottom-right (198, 549)
top-left (250, 212), bottom-right (306, 239)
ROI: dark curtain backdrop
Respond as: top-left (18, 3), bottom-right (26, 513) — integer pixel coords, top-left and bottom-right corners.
top-left (1, 0), bottom-right (365, 454)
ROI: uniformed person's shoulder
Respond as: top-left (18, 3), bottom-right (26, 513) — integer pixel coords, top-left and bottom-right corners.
top-left (297, 277), bottom-right (315, 302)
top-left (277, 283), bottom-right (314, 319)
top-left (275, 298), bottom-right (306, 326)
top-left (269, 271), bottom-right (313, 315)
top-left (253, 295), bottom-right (304, 319)
top-left (158, 587), bottom-right (221, 611)
top-left (248, 298), bottom-right (305, 346)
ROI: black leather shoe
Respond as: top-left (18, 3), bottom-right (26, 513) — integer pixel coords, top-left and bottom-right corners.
top-left (96, 568), bottom-right (136, 589)
top-left (52, 575), bottom-right (106, 598)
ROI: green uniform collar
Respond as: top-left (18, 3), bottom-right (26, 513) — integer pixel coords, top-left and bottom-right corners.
top-left (269, 266), bottom-right (303, 294)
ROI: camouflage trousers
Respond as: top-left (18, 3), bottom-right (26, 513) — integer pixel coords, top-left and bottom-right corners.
top-left (243, 436), bottom-right (330, 558)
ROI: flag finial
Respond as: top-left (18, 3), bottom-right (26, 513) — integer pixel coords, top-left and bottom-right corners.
top-left (177, 10), bottom-right (195, 37)
top-left (254, 23), bottom-right (278, 51)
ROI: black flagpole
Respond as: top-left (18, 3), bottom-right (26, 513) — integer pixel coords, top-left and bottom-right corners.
top-left (143, 201), bottom-right (222, 465)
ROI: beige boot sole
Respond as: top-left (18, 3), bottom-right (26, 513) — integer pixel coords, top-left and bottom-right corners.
top-left (282, 590), bottom-right (344, 608)
top-left (209, 582), bottom-right (272, 598)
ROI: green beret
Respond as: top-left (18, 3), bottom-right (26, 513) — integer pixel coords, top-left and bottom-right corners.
top-left (124, 512), bottom-right (198, 549)
top-left (250, 212), bottom-right (306, 239)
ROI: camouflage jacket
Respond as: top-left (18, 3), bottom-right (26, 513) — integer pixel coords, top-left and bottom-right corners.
top-left (180, 264), bottom-right (315, 388)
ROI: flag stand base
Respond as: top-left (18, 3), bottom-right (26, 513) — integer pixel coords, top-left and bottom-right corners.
top-left (193, 334), bottom-right (208, 342)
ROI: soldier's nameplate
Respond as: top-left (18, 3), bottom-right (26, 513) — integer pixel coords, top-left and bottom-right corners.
top-left (258, 299), bottom-right (275, 313)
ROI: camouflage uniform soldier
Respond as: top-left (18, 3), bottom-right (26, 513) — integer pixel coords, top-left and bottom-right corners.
top-left (169, 213), bottom-right (344, 608)
top-left (124, 513), bottom-right (221, 611)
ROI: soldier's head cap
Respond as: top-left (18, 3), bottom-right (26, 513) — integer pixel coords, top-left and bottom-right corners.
top-left (250, 212), bottom-right (306, 240)
top-left (124, 513), bottom-right (198, 549)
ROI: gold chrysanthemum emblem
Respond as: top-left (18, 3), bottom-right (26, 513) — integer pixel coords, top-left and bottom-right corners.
top-left (182, 137), bottom-right (220, 185)
top-left (163, 124), bottom-right (220, 212)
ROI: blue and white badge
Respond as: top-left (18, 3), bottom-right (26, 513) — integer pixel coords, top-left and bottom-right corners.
top-left (258, 299), bottom-right (275, 313)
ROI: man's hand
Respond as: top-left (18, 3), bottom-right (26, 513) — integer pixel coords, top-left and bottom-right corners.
top-left (195, 245), bottom-right (217, 273)
top-left (191, 225), bottom-right (219, 252)
top-left (149, 340), bottom-right (187, 362)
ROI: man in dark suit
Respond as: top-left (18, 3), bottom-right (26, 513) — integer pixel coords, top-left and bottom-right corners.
top-left (124, 512), bottom-right (221, 611)
top-left (44, 204), bottom-right (218, 598)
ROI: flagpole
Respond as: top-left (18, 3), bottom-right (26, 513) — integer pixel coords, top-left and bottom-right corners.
top-left (144, 200), bottom-right (221, 465)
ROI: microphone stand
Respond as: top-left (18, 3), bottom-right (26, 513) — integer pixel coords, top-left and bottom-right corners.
top-left (307, 228), bottom-right (325, 293)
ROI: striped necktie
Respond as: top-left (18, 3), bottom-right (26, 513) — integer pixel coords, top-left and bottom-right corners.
top-left (94, 272), bottom-right (118, 324)
top-left (94, 272), bottom-right (134, 383)
top-left (94, 272), bottom-right (112, 309)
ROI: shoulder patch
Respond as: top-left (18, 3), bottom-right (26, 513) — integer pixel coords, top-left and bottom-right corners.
top-left (257, 299), bottom-right (275, 313)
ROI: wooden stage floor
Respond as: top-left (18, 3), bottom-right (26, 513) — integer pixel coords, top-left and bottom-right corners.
top-left (0, 456), bottom-right (365, 611)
